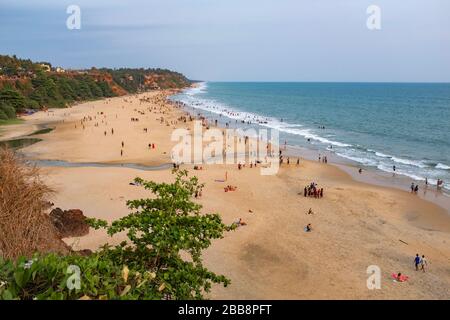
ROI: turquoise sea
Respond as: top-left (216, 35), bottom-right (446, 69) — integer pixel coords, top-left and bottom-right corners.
top-left (171, 82), bottom-right (450, 191)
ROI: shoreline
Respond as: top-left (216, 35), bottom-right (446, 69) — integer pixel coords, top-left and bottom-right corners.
top-left (172, 91), bottom-right (450, 215)
top-left (172, 82), bottom-right (450, 190)
top-left (2, 89), bottom-right (450, 299)
top-left (283, 144), bottom-right (450, 215)
top-left (8, 104), bottom-right (449, 215)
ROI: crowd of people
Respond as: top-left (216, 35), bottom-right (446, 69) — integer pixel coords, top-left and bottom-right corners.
top-left (303, 182), bottom-right (324, 198)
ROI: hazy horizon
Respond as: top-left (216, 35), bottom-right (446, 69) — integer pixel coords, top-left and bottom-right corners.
top-left (1, 0), bottom-right (449, 82)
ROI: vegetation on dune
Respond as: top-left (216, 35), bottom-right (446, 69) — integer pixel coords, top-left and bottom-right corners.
top-left (0, 150), bottom-right (232, 300)
top-left (0, 54), bottom-right (192, 121)
top-left (0, 118), bottom-right (23, 126)
top-left (0, 148), bottom-right (69, 260)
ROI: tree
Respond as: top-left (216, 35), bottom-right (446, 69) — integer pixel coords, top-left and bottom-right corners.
top-left (0, 170), bottom-right (233, 300)
top-left (89, 169), bottom-right (234, 299)
top-left (0, 102), bottom-right (16, 119)
top-left (0, 87), bottom-right (27, 112)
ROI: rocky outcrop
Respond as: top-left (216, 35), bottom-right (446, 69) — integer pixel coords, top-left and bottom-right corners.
top-left (49, 208), bottom-right (89, 238)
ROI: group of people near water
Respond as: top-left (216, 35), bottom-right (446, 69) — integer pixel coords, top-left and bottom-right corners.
top-left (303, 182), bottom-right (324, 198)
top-left (318, 155), bottom-right (328, 163)
top-left (410, 182), bottom-right (419, 194)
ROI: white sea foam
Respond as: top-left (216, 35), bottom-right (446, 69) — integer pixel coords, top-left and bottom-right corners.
top-left (184, 82), bottom-right (207, 96)
top-left (179, 93), bottom-right (352, 148)
top-left (173, 84), bottom-right (450, 192)
top-left (436, 163), bottom-right (450, 170)
top-left (336, 152), bottom-right (378, 166)
top-left (390, 157), bottom-right (428, 168)
top-left (374, 151), bottom-right (392, 158)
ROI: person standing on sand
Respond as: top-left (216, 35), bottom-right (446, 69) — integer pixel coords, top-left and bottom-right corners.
top-left (411, 183), bottom-right (415, 193)
top-left (414, 254), bottom-right (421, 271)
top-left (420, 255), bottom-right (428, 272)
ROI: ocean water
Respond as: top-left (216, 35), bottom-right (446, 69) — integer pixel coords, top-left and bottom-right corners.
top-left (171, 82), bottom-right (450, 191)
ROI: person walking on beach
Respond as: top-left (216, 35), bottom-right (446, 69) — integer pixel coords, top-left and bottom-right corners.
top-left (411, 183), bottom-right (415, 193)
top-left (393, 165), bottom-right (396, 172)
top-left (414, 254), bottom-right (421, 271)
top-left (420, 255), bottom-right (428, 272)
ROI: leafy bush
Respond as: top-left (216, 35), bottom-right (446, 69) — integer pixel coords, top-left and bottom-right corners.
top-left (0, 170), bottom-right (233, 300)
top-left (0, 87), bottom-right (27, 112)
top-left (0, 109), bottom-right (8, 120)
top-left (0, 103), bottom-right (17, 119)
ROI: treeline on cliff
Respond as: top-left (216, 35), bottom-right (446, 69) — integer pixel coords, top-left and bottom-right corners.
top-left (0, 55), bottom-right (191, 121)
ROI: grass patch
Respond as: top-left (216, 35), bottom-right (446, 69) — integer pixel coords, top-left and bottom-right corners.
top-left (28, 127), bottom-right (54, 136)
top-left (0, 138), bottom-right (42, 149)
top-left (0, 118), bottom-right (24, 126)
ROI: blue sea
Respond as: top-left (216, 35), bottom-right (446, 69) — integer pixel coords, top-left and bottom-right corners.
top-left (171, 82), bottom-right (450, 191)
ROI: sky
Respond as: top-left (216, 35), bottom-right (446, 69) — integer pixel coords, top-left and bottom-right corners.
top-left (0, 0), bottom-right (449, 82)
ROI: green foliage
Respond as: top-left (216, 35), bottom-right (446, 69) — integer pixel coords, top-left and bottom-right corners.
top-left (0, 118), bottom-right (23, 126)
top-left (0, 54), bottom-right (191, 116)
top-left (0, 109), bottom-right (8, 120)
top-left (105, 68), bottom-right (191, 93)
top-left (0, 103), bottom-right (16, 119)
top-left (0, 170), bottom-right (232, 300)
top-left (0, 87), bottom-right (28, 112)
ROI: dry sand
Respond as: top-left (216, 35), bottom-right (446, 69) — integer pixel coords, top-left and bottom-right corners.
top-left (3, 91), bottom-right (450, 299)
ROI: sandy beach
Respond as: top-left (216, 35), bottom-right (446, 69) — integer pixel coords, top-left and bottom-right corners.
top-left (3, 90), bottom-right (450, 299)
